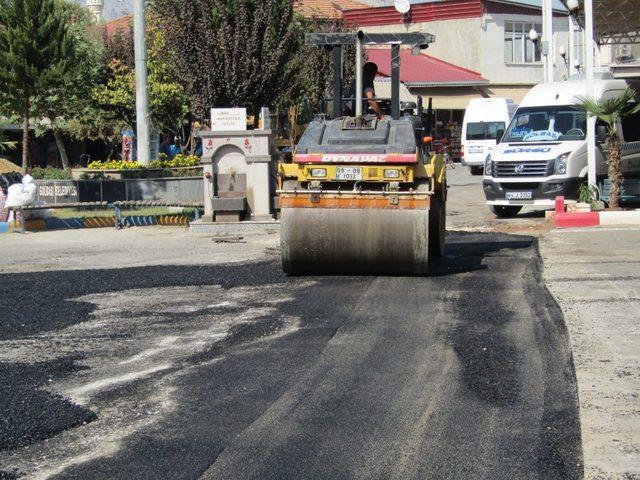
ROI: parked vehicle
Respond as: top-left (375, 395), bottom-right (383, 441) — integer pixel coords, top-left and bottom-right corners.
top-left (483, 73), bottom-right (640, 217)
top-left (461, 98), bottom-right (517, 175)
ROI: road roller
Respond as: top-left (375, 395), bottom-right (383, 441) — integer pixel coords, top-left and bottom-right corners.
top-left (278, 32), bottom-right (446, 275)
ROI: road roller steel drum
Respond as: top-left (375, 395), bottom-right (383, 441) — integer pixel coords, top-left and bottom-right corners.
top-left (280, 192), bottom-right (432, 275)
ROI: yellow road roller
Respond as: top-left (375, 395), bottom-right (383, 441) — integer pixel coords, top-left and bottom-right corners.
top-left (278, 32), bottom-right (446, 275)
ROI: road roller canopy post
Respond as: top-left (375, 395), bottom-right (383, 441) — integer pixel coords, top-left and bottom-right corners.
top-left (305, 32), bottom-right (435, 121)
top-left (331, 45), bottom-right (342, 122)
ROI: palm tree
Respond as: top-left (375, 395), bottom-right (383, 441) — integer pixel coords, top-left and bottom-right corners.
top-left (0, 136), bottom-right (17, 153)
top-left (574, 88), bottom-right (640, 209)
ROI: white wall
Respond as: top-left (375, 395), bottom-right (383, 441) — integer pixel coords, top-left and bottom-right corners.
top-left (484, 13), bottom-right (570, 83)
top-left (360, 12), bottom-right (571, 86)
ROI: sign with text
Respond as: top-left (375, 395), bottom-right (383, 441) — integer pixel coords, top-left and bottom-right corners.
top-left (211, 108), bottom-right (247, 132)
top-left (35, 181), bottom-right (79, 204)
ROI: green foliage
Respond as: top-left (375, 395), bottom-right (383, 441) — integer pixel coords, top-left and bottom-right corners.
top-left (30, 0), bottom-right (102, 168)
top-left (28, 166), bottom-right (72, 179)
top-left (90, 25), bottom-right (188, 138)
top-left (574, 88), bottom-right (640, 135)
top-left (0, 0), bottom-right (76, 169)
top-left (578, 183), bottom-right (599, 207)
top-left (0, 132), bottom-right (17, 152)
top-left (92, 59), bottom-right (137, 129)
top-left (281, 16), bottom-right (356, 112)
top-left (152, 0), bottom-right (298, 118)
top-left (0, 0), bottom-right (73, 102)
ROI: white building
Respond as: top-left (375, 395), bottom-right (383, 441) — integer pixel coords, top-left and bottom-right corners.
top-left (85, 0), bottom-right (104, 23)
top-left (345, 0), bottom-right (574, 104)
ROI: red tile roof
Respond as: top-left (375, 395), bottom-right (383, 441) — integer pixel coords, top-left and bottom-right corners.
top-left (87, 14), bottom-right (132, 40)
top-left (366, 48), bottom-right (489, 87)
top-left (103, 14), bottom-right (132, 38)
top-left (295, 0), bottom-right (369, 19)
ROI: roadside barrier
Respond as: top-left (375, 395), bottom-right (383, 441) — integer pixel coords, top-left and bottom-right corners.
top-left (6, 201), bottom-right (203, 234)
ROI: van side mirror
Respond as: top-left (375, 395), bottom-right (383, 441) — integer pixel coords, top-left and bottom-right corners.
top-left (496, 129), bottom-right (505, 142)
top-left (596, 125), bottom-right (607, 144)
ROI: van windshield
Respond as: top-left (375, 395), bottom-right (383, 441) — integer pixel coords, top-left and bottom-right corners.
top-left (466, 122), bottom-right (506, 140)
top-left (503, 106), bottom-right (587, 142)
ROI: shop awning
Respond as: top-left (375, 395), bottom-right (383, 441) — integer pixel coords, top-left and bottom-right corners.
top-left (366, 48), bottom-right (490, 88)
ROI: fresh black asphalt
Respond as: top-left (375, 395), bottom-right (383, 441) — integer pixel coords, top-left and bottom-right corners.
top-left (0, 232), bottom-right (583, 479)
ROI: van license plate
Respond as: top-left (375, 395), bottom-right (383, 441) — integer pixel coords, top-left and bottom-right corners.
top-left (506, 191), bottom-right (532, 200)
top-left (335, 167), bottom-right (362, 181)
top-left (467, 147), bottom-right (483, 154)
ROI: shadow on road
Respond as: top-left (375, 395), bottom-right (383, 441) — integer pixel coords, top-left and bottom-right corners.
top-left (428, 230), bottom-right (534, 276)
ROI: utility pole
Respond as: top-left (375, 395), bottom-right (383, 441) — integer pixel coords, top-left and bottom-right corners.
top-left (542, 0), bottom-right (554, 83)
top-left (133, 0), bottom-right (151, 165)
top-left (585, 0), bottom-right (597, 186)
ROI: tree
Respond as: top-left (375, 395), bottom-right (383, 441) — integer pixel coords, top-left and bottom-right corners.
top-left (31, 0), bottom-right (101, 169)
top-left (0, 0), bottom-right (74, 171)
top-left (91, 26), bottom-right (187, 154)
top-left (574, 88), bottom-right (640, 209)
top-left (280, 15), bottom-right (356, 112)
top-left (66, 19), bottom-right (187, 161)
top-left (152, 0), bottom-right (298, 119)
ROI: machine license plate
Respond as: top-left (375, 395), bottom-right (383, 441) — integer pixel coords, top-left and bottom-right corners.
top-left (506, 191), bottom-right (533, 200)
top-left (335, 167), bottom-right (363, 181)
top-left (467, 146), bottom-right (483, 154)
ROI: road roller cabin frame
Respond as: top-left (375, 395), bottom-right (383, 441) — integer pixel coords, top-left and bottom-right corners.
top-left (278, 31), bottom-right (447, 275)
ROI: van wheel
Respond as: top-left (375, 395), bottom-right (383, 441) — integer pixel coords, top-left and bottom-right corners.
top-left (470, 166), bottom-right (483, 176)
top-left (490, 205), bottom-right (522, 218)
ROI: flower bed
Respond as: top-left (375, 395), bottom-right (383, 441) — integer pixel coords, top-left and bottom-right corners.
top-left (73, 154), bottom-right (202, 179)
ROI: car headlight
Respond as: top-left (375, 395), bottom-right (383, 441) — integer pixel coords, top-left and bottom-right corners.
top-left (484, 154), bottom-right (492, 176)
top-left (383, 169), bottom-right (400, 178)
top-left (310, 168), bottom-right (326, 178)
top-left (554, 153), bottom-right (570, 175)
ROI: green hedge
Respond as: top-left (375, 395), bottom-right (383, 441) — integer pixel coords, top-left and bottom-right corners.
top-left (29, 167), bottom-right (72, 180)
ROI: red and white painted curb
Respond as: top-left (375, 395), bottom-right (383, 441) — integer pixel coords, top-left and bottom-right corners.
top-left (552, 196), bottom-right (640, 228)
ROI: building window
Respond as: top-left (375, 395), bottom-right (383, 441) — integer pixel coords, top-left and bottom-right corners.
top-left (504, 22), bottom-right (542, 64)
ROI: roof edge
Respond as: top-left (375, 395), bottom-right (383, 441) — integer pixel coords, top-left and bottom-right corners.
top-left (406, 80), bottom-right (491, 87)
top-left (485, 0), bottom-right (568, 14)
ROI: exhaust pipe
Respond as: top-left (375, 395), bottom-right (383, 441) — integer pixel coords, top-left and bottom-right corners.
top-left (355, 31), bottom-right (364, 119)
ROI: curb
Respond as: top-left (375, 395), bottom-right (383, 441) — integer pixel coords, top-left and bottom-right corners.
top-left (551, 196), bottom-right (640, 229)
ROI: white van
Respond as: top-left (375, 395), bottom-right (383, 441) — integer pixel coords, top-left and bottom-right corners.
top-left (461, 98), bottom-right (517, 175)
top-left (483, 73), bottom-right (640, 217)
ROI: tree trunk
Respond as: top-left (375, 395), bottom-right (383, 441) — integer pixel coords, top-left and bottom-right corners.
top-left (21, 96), bottom-right (30, 173)
top-left (606, 132), bottom-right (623, 210)
top-left (53, 128), bottom-right (70, 170)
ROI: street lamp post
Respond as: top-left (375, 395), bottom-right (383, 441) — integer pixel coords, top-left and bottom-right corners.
top-left (133, 0), bottom-right (151, 165)
top-left (542, 0), bottom-right (554, 83)
top-left (584, 0), bottom-right (597, 186)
